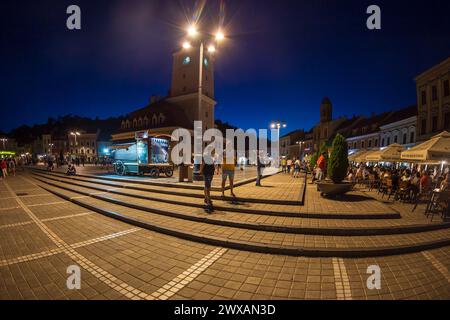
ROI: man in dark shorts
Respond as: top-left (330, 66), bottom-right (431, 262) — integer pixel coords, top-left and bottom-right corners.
top-left (201, 154), bottom-right (216, 212)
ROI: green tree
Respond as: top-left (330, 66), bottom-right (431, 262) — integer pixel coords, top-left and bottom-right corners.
top-left (327, 134), bottom-right (349, 183)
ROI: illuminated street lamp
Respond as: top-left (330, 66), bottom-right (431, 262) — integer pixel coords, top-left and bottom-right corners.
top-left (270, 121), bottom-right (287, 141)
top-left (0, 138), bottom-right (7, 150)
top-left (187, 25), bottom-right (198, 38)
top-left (49, 143), bottom-right (55, 155)
top-left (70, 132), bottom-right (80, 146)
top-left (215, 31), bottom-right (225, 42)
top-left (182, 41), bottom-right (191, 49)
top-left (296, 141), bottom-right (305, 160)
top-left (207, 45), bottom-right (216, 53)
top-left (183, 23), bottom-right (226, 180)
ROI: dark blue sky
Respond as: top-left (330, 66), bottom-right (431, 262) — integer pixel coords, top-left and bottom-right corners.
top-left (1, 0), bottom-right (450, 133)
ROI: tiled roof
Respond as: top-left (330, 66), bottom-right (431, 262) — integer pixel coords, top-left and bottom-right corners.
top-left (381, 105), bottom-right (417, 125)
top-left (116, 99), bottom-right (192, 133)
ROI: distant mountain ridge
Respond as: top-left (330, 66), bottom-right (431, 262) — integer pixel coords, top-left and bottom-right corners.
top-left (5, 115), bottom-right (237, 146)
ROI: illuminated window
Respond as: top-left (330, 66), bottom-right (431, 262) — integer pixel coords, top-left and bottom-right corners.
top-left (183, 56), bottom-right (191, 65)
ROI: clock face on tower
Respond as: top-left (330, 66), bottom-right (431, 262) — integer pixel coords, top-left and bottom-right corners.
top-left (183, 56), bottom-right (191, 65)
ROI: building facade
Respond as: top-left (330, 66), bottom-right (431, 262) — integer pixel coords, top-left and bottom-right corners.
top-left (344, 106), bottom-right (417, 153)
top-left (312, 97), bottom-right (348, 151)
top-left (68, 132), bottom-right (99, 162)
top-left (415, 56), bottom-right (450, 141)
top-left (280, 130), bottom-right (305, 159)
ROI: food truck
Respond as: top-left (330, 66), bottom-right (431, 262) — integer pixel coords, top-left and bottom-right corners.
top-left (110, 131), bottom-right (174, 177)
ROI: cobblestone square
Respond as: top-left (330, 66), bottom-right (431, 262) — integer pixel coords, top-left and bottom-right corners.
top-left (1, 171), bottom-right (449, 301)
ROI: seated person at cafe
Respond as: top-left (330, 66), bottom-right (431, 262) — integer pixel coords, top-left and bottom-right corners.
top-left (420, 171), bottom-right (430, 192)
top-left (440, 173), bottom-right (449, 191)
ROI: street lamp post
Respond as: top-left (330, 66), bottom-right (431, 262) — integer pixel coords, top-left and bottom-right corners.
top-left (270, 121), bottom-right (286, 168)
top-left (70, 132), bottom-right (80, 146)
top-left (70, 132), bottom-right (80, 157)
top-left (296, 141), bottom-right (305, 160)
top-left (270, 121), bottom-right (287, 140)
top-left (183, 24), bottom-right (225, 180)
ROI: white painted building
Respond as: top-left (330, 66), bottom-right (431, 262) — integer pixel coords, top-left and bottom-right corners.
top-left (379, 109), bottom-right (417, 149)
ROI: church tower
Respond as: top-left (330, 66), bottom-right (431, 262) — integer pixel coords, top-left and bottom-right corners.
top-left (167, 45), bottom-right (217, 131)
top-left (320, 97), bottom-right (333, 123)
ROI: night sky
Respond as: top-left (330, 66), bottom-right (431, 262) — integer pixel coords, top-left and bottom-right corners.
top-left (1, 0), bottom-right (450, 134)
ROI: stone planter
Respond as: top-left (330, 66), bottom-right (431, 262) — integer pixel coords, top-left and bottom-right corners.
top-left (316, 181), bottom-right (354, 197)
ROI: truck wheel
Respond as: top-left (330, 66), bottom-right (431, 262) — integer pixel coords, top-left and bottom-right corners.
top-left (114, 161), bottom-right (126, 176)
top-left (150, 168), bottom-right (160, 178)
top-left (165, 167), bottom-right (174, 177)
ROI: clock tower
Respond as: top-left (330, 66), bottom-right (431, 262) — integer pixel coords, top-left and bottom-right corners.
top-left (167, 45), bottom-right (217, 131)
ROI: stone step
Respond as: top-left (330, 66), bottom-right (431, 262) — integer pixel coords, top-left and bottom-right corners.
top-left (31, 169), bottom-right (304, 206)
top-left (32, 177), bottom-right (450, 257)
top-left (31, 166), bottom-right (280, 192)
top-left (31, 171), bottom-right (400, 220)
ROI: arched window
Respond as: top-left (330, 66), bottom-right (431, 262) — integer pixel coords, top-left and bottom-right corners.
top-left (152, 114), bottom-right (158, 127)
top-left (159, 113), bottom-right (165, 124)
top-left (144, 116), bottom-right (149, 127)
top-left (138, 118), bottom-right (143, 127)
top-left (126, 120), bottom-right (131, 129)
top-left (133, 119), bottom-right (138, 128)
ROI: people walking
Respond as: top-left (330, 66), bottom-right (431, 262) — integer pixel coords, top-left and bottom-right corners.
top-left (201, 153), bottom-right (216, 213)
top-left (256, 151), bottom-right (264, 187)
top-left (221, 152), bottom-right (236, 198)
top-left (9, 158), bottom-right (16, 176)
top-left (316, 152), bottom-right (327, 181)
top-left (1, 159), bottom-right (8, 178)
top-left (286, 158), bottom-right (292, 174)
top-left (293, 158), bottom-right (301, 178)
top-left (281, 157), bottom-right (287, 173)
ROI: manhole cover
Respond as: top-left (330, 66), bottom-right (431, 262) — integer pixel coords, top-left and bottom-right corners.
top-left (16, 193), bottom-right (28, 196)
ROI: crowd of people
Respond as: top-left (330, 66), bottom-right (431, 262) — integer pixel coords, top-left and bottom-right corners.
top-left (0, 157), bottom-right (23, 180)
top-left (347, 165), bottom-right (449, 193)
top-left (280, 156), bottom-right (308, 179)
top-left (199, 151), bottom-right (272, 213)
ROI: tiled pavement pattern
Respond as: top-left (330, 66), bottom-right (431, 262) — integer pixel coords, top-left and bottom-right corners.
top-left (0, 173), bottom-right (449, 300)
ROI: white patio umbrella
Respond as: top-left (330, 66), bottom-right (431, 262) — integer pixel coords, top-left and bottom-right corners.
top-left (350, 149), bottom-right (377, 163)
top-left (366, 144), bottom-right (405, 162)
top-left (401, 131), bottom-right (450, 163)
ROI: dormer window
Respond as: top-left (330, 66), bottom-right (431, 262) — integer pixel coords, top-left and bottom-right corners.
top-left (159, 113), bottom-right (165, 124)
